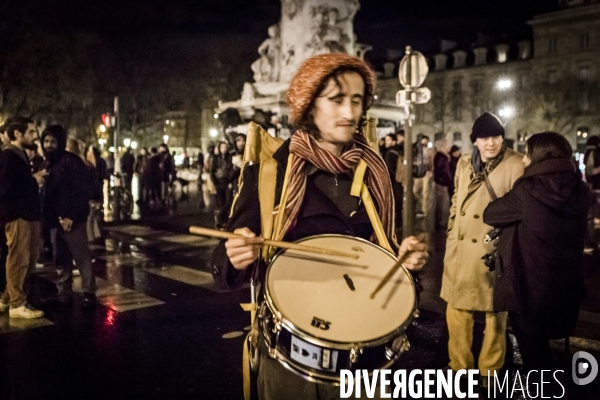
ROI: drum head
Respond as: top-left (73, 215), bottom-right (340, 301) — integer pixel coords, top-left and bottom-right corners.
top-left (266, 235), bottom-right (415, 344)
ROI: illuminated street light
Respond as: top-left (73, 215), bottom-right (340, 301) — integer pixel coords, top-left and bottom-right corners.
top-left (131, 141), bottom-right (138, 150)
top-left (166, 120), bottom-right (170, 125)
top-left (209, 128), bottom-right (219, 138)
top-left (99, 124), bottom-right (107, 133)
top-left (498, 106), bottom-right (514, 118)
top-left (123, 138), bottom-right (131, 148)
top-left (496, 79), bottom-right (512, 90)
top-left (214, 113), bottom-right (219, 119)
top-left (163, 135), bottom-right (169, 144)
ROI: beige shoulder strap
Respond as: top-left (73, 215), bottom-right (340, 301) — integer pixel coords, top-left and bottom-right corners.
top-left (351, 160), bottom-right (393, 253)
top-left (258, 158), bottom-right (278, 259)
top-left (263, 154), bottom-right (294, 260)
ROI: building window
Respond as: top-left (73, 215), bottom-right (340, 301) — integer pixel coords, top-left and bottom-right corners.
top-left (434, 132), bottom-right (444, 141)
top-left (548, 37), bottom-right (558, 55)
top-left (453, 132), bottom-right (462, 143)
top-left (580, 33), bottom-right (590, 50)
top-left (519, 74), bottom-right (528, 89)
top-left (452, 81), bottom-right (462, 121)
top-left (579, 92), bottom-right (590, 111)
top-left (472, 105), bottom-right (482, 119)
top-left (472, 80), bottom-right (482, 96)
top-left (579, 64), bottom-right (591, 80)
top-left (548, 68), bottom-right (558, 84)
top-left (434, 104), bottom-right (443, 122)
top-left (453, 105), bottom-right (462, 121)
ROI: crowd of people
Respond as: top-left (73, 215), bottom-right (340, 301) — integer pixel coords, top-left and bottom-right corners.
top-left (0, 52), bottom-right (597, 399)
top-left (0, 119), bottom-right (100, 318)
top-left (379, 130), bottom-right (462, 237)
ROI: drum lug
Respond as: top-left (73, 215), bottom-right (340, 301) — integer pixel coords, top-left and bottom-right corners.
top-left (349, 347), bottom-right (362, 364)
top-left (385, 335), bottom-right (410, 361)
top-left (272, 318), bottom-right (282, 334)
top-left (413, 309), bottom-right (420, 319)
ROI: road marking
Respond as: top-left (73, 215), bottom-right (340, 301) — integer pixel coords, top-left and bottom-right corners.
top-left (97, 253), bottom-right (150, 266)
top-left (34, 268), bottom-right (164, 313)
top-left (552, 337), bottom-right (600, 353)
top-left (72, 276), bottom-right (164, 312)
top-left (143, 264), bottom-right (217, 290)
top-left (0, 314), bottom-right (53, 335)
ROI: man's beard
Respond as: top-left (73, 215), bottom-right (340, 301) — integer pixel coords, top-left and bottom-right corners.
top-left (45, 148), bottom-right (59, 162)
top-left (23, 142), bottom-right (37, 151)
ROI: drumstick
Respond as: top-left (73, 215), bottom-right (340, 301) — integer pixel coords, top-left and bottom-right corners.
top-left (370, 233), bottom-right (426, 299)
top-left (189, 226), bottom-right (360, 260)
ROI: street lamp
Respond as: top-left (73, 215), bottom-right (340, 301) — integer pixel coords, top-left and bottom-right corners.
top-left (100, 124), bottom-right (107, 133)
top-left (209, 128), bottom-right (219, 138)
top-left (214, 113), bottom-right (219, 119)
top-left (131, 141), bottom-right (138, 150)
top-left (163, 135), bottom-right (169, 144)
top-left (498, 106), bottom-right (514, 118)
top-left (123, 138), bottom-right (131, 148)
top-left (496, 78), bottom-right (512, 90)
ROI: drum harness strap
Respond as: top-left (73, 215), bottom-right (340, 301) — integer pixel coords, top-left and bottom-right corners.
top-left (240, 153), bottom-right (392, 400)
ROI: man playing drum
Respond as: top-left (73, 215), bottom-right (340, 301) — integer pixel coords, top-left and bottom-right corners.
top-left (212, 53), bottom-right (428, 400)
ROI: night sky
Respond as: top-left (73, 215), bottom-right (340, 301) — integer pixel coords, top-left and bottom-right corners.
top-left (43, 0), bottom-right (558, 58)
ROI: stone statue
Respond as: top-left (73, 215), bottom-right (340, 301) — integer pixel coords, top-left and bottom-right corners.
top-left (251, 24), bottom-right (282, 83)
top-left (305, 5), bottom-right (350, 57)
top-left (281, 0), bottom-right (307, 20)
top-left (241, 83), bottom-right (256, 104)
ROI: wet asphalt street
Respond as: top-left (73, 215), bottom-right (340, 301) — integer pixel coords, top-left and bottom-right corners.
top-left (1, 190), bottom-right (599, 400)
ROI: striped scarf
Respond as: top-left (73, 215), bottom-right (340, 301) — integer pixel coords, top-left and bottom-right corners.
top-left (274, 129), bottom-right (398, 250)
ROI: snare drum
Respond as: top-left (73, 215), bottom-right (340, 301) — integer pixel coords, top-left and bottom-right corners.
top-left (260, 234), bottom-right (417, 384)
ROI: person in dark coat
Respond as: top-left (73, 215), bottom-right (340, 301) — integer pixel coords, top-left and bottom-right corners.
top-left (483, 132), bottom-right (592, 372)
top-left (383, 133), bottom-right (404, 231)
top-left (584, 135), bottom-right (600, 189)
top-left (134, 147), bottom-right (149, 203)
top-left (433, 139), bottom-right (453, 230)
top-left (144, 147), bottom-right (162, 204)
top-left (210, 141), bottom-right (234, 229)
top-left (119, 147), bottom-right (136, 192)
top-left (40, 125), bottom-right (97, 308)
top-left (448, 145), bottom-right (461, 197)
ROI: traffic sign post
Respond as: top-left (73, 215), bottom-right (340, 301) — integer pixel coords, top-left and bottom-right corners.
top-left (397, 46), bottom-right (430, 238)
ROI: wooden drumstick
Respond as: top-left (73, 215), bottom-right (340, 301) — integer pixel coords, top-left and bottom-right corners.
top-left (189, 226), bottom-right (360, 260)
top-left (370, 234), bottom-right (426, 299)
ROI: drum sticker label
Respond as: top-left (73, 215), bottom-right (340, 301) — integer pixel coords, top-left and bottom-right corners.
top-left (291, 335), bottom-right (338, 371)
top-left (311, 317), bottom-right (331, 330)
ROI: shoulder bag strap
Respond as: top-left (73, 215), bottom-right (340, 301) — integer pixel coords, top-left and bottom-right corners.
top-left (482, 167), bottom-right (497, 201)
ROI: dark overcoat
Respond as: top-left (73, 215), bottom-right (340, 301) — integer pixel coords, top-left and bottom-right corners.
top-left (210, 140), bottom-right (375, 290)
top-left (483, 159), bottom-right (591, 338)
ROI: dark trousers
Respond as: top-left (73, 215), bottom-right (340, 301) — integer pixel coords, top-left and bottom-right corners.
top-left (51, 223), bottom-right (96, 294)
top-left (0, 226), bottom-right (6, 293)
top-left (509, 312), bottom-right (554, 371)
top-left (392, 182), bottom-right (404, 230)
top-left (215, 182), bottom-right (233, 228)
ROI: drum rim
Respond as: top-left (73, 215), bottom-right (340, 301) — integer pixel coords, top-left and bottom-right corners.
top-left (263, 234), bottom-right (417, 350)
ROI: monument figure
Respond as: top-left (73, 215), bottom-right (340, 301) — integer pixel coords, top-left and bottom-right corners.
top-left (251, 24), bottom-right (282, 83)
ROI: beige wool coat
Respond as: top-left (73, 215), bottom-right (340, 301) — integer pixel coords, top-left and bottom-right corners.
top-left (440, 148), bottom-right (524, 311)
